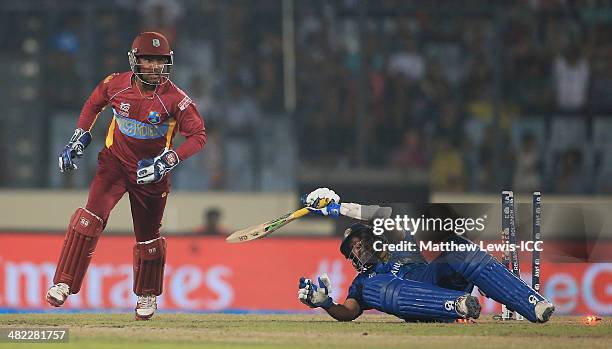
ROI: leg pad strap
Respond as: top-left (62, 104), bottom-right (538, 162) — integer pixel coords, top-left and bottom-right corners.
top-left (133, 237), bottom-right (166, 296)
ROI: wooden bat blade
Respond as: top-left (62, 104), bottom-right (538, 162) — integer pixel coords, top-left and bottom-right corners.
top-left (225, 207), bottom-right (310, 243)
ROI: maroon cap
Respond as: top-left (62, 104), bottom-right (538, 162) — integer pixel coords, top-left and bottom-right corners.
top-left (131, 32), bottom-right (172, 56)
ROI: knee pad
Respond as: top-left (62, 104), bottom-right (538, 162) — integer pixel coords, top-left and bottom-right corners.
top-left (441, 236), bottom-right (545, 322)
top-left (362, 275), bottom-right (467, 322)
top-left (133, 237), bottom-right (166, 296)
top-left (54, 208), bottom-right (104, 293)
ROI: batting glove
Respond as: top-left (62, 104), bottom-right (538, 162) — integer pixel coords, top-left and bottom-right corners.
top-left (297, 273), bottom-right (334, 309)
top-left (136, 148), bottom-right (180, 184)
top-left (302, 188), bottom-right (341, 217)
top-left (59, 128), bottom-right (92, 172)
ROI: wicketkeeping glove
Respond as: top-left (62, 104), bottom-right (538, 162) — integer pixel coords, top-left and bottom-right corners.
top-left (302, 187), bottom-right (341, 217)
top-left (59, 128), bottom-right (92, 172)
top-left (136, 148), bottom-right (180, 184)
top-left (297, 273), bottom-right (334, 309)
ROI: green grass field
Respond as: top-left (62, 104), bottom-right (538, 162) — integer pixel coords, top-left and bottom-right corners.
top-left (0, 314), bottom-right (609, 349)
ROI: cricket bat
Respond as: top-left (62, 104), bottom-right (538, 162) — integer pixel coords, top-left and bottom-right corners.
top-left (225, 207), bottom-right (311, 243)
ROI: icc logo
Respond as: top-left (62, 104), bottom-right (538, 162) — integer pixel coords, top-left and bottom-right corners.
top-left (148, 111), bottom-right (161, 124)
top-left (79, 218), bottom-right (90, 227)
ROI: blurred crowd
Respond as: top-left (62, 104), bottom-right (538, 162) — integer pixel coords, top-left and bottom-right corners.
top-left (2, 0), bottom-right (612, 193)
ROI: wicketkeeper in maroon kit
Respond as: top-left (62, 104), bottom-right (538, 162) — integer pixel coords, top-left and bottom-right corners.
top-left (46, 31), bottom-right (206, 320)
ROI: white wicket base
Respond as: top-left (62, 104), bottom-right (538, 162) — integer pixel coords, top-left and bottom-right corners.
top-left (501, 306), bottom-right (525, 321)
top-left (502, 305), bottom-right (512, 320)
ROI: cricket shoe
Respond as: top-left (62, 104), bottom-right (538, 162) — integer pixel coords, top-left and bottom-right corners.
top-left (135, 295), bottom-right (157, 320)
top-left (455, 294), bottom-right (481, 319)
top-left (535, 300), bottom-right (555, 323)
top-left (46, 283), bottom-right (70, 307)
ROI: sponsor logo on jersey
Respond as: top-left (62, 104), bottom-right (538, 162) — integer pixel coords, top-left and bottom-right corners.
top-left (178, 95), bottom-right (192, 111)
top-left (390, 262), bottom-right (403, 278)
top-left (112, 108), bottom-right (169, 140)
top-left (147, 111), bottom-right (161, 124)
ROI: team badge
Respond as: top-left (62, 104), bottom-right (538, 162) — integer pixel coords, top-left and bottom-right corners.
top-left (147, 111), bottom-right (161, 124)
top-left (152, 39), bottom-right (160, 47)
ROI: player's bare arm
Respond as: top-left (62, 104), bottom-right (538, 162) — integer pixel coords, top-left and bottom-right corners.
top-left (325, 298), bottom-right (363, 322)
top-left (297, 274), bottom-right (361, 322)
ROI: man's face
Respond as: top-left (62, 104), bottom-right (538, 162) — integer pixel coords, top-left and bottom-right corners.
top-left (137, 56), bottom-right (168, 84)
top-left (348, 236), bottom-right (374, 272)
top-left (349, 237), bottom-right (364, 259)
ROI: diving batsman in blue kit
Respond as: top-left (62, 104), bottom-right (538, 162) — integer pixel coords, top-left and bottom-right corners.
top-left (297, 188), bottom-right (555, 323)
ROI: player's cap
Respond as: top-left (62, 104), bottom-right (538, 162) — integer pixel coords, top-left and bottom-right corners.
top-left (131, 32), bottom-right (172, 57)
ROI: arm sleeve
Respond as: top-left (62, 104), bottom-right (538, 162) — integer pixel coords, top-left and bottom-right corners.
top-left (362, 205), bottom-right (393, 220)
top-left (340, 203), bottom-right (393, 221)
top-left (346, 276), bottom-right (369, 310)
top-left (340, 203), bottom-right (405, 243)
top-left (77, 77), bottom-right (111, 131)
top-left (174, 103), bottom-right (207, 161)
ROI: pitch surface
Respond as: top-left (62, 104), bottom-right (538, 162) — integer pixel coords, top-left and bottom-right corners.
top-left (0, 314), bottom-right (609, 349)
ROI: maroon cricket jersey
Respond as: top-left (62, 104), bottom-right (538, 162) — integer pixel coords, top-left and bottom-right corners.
top-left (76, 72), bottom-right (206, 177)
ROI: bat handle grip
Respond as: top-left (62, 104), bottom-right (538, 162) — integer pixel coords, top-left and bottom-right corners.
top-left (293, 207), bottom-right (311, 219)
top-left (300, 195), bottom-right (331, 209)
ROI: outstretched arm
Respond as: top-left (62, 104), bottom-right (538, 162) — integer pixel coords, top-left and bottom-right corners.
top-left (302, 188), bottom-right (393, 220)
top-left (302, 187), bottom-right (405, 242)
top-left (298, 275), bottom-right (363, 322)
top-left (340, 203), bottom-right (392, 221)
top-left (325, 298), bottom-right (362, 322)
top-left (59, 75), bottom-right (111, 173)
